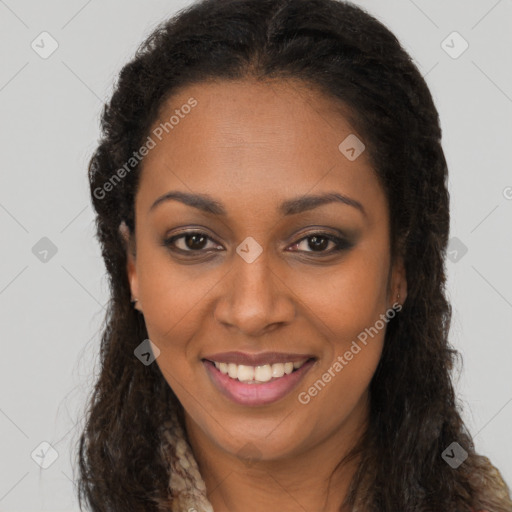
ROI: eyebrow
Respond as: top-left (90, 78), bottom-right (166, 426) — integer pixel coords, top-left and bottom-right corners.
top-left (149, 190), bottom-right (366, 217)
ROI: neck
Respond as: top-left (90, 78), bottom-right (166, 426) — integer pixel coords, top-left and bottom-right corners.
top-left (184, 406), bottom-right (367, 512)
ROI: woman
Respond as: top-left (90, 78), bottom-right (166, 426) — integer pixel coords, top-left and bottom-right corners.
top-left (78, 0), bottom-right (512, 510)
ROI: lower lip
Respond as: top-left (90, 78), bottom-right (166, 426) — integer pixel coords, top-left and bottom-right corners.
top-left (202, 359), bottom-right (315, 406)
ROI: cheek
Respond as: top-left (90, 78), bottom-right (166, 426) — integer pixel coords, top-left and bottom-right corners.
top-left (135, 242), bottom-right (221, 342)
top-left (134, 252), bottom-right (198, 392)
top-left (294, 339), bottom-right (383, 448)
top-left (295, 260), bottom-right (389, 433)
top-left (290, 244), bottom-right (390, 343)
top-left (291, 246), bottom-right (389, 405)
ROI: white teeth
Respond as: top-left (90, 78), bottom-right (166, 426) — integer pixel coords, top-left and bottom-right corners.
top-left (271, 363), bottom-right (285, 378)
top-left (211, 359), bottom-right (309, 383)
top-left (228, 363), bottom-right (238, 379)
top-left (254, 365), bottom-right (272, 382)
top-left (237, 365), bottom-right (255, 381)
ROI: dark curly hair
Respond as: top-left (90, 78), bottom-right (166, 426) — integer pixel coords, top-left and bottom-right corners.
top-left (77, 0), bottom-right (512, 510)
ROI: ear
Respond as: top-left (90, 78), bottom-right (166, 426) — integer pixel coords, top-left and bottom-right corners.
top-left (119, 220), bottom-right (140, 308)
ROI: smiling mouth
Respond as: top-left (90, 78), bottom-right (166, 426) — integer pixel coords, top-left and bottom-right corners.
top-left (203, 358), bottom-right (314, 384)
top-left (201, 357), bottom-right (317, 406)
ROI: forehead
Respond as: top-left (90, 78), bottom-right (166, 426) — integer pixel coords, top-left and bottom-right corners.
top-left (136, 79), bottom-right (385, 220)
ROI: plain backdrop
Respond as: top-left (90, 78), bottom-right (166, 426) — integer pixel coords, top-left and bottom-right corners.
top-left (0, 0), bottom-right (511, 510)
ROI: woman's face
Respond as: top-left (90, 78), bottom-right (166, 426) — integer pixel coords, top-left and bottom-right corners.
top-left (125, 79), bottom-right (407, 462)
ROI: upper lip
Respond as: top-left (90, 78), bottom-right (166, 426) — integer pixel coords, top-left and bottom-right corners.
top-left (202, 351), bottom-right (315, 366)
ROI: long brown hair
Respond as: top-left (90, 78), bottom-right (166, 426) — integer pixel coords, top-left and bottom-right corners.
top-left (78, 0), bottom-right (512, 510)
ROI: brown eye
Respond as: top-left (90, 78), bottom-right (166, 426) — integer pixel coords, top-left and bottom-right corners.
top-left (164, 231), bottom-right (221, 253)
top-left (289, 233), bottom-right (353, 254)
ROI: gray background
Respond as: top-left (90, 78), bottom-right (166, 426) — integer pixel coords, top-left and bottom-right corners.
top-left (1, 0), bottom-right (511, 510)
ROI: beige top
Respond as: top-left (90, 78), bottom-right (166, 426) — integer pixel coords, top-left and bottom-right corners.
top-left (160, 407), bottom-right (214, 512)
top-left (159, 406), bottom-right (510, 512)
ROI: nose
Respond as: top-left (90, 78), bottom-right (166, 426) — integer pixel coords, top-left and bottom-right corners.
top-left (214, 246), bottom-right (296, 337)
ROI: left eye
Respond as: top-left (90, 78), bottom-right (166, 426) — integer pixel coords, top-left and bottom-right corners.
top-left (163, 231), bottom-right (351, 255)
top-left (289, 233), bottom-right (349, 253)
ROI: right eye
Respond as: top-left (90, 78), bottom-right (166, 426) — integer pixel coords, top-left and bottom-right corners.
top-left (163, 231), bottom-right (224, 254)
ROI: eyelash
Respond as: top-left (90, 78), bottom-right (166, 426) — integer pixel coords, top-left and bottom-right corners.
top-left (163, 230), bottom-right (352, 257)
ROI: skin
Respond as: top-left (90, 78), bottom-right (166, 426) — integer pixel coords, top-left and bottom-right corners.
top-left (123, 78), bottom-right (407, 512)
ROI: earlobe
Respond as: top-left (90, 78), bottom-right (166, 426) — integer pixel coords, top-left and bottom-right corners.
top-left (395, 257), bottom-right (407, 306)
top-left (390, 255), bottom-right (407, 308)
top-left (119, 220), bottom-right (140, 306)
top-left (126, 250), bottom-right (139, 303)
